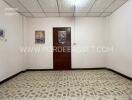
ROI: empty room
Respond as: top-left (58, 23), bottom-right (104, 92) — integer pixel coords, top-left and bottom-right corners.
top-left (0, 0), bottom-right (132, 99)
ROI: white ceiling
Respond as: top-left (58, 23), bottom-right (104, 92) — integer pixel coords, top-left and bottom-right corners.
top-left (3, 0), bottom-right (128, 17)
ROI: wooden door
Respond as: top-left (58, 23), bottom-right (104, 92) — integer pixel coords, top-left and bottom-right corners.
top-left (53, 27), bottom-right (71, 70)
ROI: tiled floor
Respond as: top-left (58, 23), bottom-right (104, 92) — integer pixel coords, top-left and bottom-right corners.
top-left (0, 70), bottom-right (132, 100)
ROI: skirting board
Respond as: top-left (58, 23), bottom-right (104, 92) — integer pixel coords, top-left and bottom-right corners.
top-left (0, 67), bottom-right (131, 85)
top-left (26, 67), bottom-right (106, 71)
top-left (0, 70), bottom-right (27, 85)
top-left (106, 68), bottom-right (132, 81)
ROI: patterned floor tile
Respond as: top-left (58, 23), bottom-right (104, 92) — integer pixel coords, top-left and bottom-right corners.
top-left (0, 70), bottom-right (132, 100)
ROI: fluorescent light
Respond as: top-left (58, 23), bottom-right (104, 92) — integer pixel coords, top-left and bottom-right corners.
top-left (65, 0), bottom-right (90, 7)
top-left (76, 0), bottom-right (90, 7)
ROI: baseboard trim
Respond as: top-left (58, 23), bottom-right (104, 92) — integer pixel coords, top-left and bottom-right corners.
top-left (106, 68), bottom-right (132, 81)
top-left (71, 67), bottom-right (106, 70)
top-left (0, 70), bottom-right (27, 85)
top-left (0, 67), bottom-right (131, 85)
top-left (26, 67), bottom-right (106, 71)
top-left (26, 69), bottom-right (53, 71)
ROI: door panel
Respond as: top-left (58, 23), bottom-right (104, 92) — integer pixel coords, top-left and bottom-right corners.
top-left (53, 27), bottom-right (71, 70)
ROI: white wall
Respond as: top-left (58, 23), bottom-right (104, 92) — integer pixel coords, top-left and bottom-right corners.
top-left (106, 0), bottom-right (132, 77)
top-left (73, 17), bottom-right (106, 68)
top-left (26, 17), bottom-right (106, 69)
top-left (0, 0), bottom-right (24, 81)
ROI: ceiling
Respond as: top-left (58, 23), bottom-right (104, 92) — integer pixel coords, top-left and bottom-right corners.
top-left (3, 0), bottom-right (128, 17)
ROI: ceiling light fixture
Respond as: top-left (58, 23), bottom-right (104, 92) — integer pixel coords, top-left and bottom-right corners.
top-left (76, 0), bottom-right (90, 7)
top-left (65, 0), bottom-right (90, 7)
